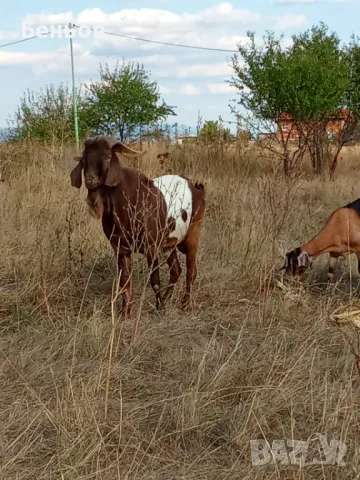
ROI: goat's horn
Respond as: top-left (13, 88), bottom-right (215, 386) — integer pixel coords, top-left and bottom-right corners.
top-left (124, 146), bottom-right (147, 157)
top-left (112, 141), bottom-right (147, 158)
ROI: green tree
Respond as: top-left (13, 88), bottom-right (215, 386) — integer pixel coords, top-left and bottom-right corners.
top-left (328, 33), bottom-right (360, 178)
top-left (8, 83), bottom-right (89, 145)
top-left (81, 61), bottom-right (176, 142)
top-left (199, 120), bottom-right (233, 144)
top-left (230, 23), bottom-right (358, 177)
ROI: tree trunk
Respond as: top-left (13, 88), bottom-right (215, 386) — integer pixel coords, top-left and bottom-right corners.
top-left (310, 121), bottom-right (326, 176)
top-left (329, 147), bottom-right (342, 181)
top-left (283, 152), bottom-right (290, 177)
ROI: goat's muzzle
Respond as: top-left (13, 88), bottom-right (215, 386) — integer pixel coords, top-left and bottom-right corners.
top-left (84, 174), bottom-right (101, 191)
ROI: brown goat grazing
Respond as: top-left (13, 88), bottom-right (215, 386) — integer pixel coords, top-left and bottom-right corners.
top-left (282, 198), bottom-right (360, 281)
top-left (70, 135), bottom-right (205, 319)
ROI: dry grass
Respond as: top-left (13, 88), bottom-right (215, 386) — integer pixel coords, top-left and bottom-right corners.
top-left (0, 140), bottom-right (360, 478)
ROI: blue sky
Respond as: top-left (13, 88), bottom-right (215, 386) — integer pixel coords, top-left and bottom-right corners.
top-left (1, 0), bottom-right (359, 132)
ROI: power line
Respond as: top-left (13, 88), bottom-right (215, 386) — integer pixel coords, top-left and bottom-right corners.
top-left (0, 36), bottom-right (39, 49)
top-left (0, 25), bottom-right (239, 53)
top-left (86, 27), bottom-right (238, 53)
top-left (0, 26), bottom-right (68, 49)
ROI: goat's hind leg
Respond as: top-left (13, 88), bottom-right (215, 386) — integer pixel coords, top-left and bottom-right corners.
top-left (177, 240), bottom-right (198, 310)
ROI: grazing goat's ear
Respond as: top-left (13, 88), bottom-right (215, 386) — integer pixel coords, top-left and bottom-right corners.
top-left (104, 155), bottom-right (122, 187)
top-left (70, 159), bottom-right (83, 188)
top-left (298, 251), bottom-right (311, 268)
top-left (112, 141), bottom-right (147, 158)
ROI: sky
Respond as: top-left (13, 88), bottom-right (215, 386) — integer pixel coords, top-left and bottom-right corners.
top-left (1, 0), bottom-right (359, 133)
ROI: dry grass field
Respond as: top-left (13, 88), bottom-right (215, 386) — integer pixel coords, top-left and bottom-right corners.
top-left (0, 139), bottom-right (360, 479)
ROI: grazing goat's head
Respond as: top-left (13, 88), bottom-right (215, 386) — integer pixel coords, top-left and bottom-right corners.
top-left (70, 135), bottom-right (144, 190)
top-left (281, 248), bottom-right (311, 280)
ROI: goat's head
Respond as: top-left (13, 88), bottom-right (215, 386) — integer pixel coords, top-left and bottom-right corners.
top-left (70, 135), bottom-right (145, 190)
top-left (280, 248), bottom-right (312, 280)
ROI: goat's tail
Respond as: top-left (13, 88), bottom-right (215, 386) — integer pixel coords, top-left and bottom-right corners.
top-left (195, 182), bottom-right (205, 196)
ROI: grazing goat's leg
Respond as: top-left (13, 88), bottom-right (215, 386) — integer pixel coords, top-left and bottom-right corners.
top-left (328, 253), bottom-right (340, 282)
top-left (162, 249), bottom-right (182, 304)
top-left (356, 252), bottom-right (360, 275)
top-left (146, 252), bottom-right (163, 311)
top-left (117, 254), bottom-right (132, 320)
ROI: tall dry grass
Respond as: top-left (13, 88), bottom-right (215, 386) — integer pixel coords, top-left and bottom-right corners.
top-left (0, 139), bottom-right (359, 478)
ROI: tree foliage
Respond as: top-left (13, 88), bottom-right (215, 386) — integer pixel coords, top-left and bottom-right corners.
top-left (199, 120), bottom-right (233, 143)
top-left (230, 23), bottom-right (360, 177)
top-left (8, 83), bottom-right (89, 144)
top-left (81, 61), bottom-right (176, 142)
top-left (8, 61), bottom-right (175, 146)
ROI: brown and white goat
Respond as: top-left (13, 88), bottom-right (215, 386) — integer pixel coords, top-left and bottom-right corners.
top-left (70, 135), bottom-right (205, 318)
top-left (282, 198), bottom-right (360, 281)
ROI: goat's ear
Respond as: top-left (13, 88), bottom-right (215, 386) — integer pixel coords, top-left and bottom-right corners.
top-left (104, 155), bottom-right (122, 187)
top-left (298, 252), bottom-right (311, 268)
top-left (112, 141), bottom-right (147, 158)
top-left (70, 160), bottom-right (83, 188)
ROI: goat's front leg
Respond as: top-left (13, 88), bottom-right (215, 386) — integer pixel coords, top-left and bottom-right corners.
top-left (356, 252), bottom-right (360, 276)
top-left (117, 253), bottom-right (132, 320)
top-left (146, 253), bottom-right (164, 311)
top-left (328, 253), bottom-right (340, 282)
top-left (162, 249), bottom-right (182, 304)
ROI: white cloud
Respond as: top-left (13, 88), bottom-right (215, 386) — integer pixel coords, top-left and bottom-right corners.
top-left (179, 84), bottom-right (200, 95)
top-left (274, 14), bottom-right (307, 31)
top-left (207, 83), bottom-right (236, 94)
top-left (0, 4), bottom-right (294, 87)
top-left (21, 5), bottom-right (258, 55)
top-left (175, 62), bottom-right (233, 78)
top-left (23, 12), bottom-right (75, 26)
top-left (0, 51), bottom-right (52, 66)
top-left (0, 46), bottom-right (117, 75)
top-left (23, 4), bottom-right (259, 30)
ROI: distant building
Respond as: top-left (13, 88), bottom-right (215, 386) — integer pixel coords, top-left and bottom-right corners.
top-left (275, 110), bottom-right (352, 141)
top-left (258, 132), bottom-right (275, 141)
top-left (176, 135), bottom-right (198, 145)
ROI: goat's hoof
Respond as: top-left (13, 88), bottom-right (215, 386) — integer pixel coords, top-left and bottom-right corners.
top-left (156, 299), bottom-right (166, 313)
top-left (182, 296), bottom-right (196, 312)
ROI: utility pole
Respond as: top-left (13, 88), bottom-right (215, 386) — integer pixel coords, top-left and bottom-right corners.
top-left (69, 23), bottom-right (80, 149)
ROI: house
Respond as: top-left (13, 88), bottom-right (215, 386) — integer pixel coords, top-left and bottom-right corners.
top-left (258, 132), bottom-right (275, 141)
top-left (275, 109), bottom-right (352, 141)
top-left (176, 135), bottom-right (198, 145)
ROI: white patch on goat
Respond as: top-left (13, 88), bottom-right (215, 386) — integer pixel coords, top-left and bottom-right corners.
top-left (152, 174), bottom-right (192, 242)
